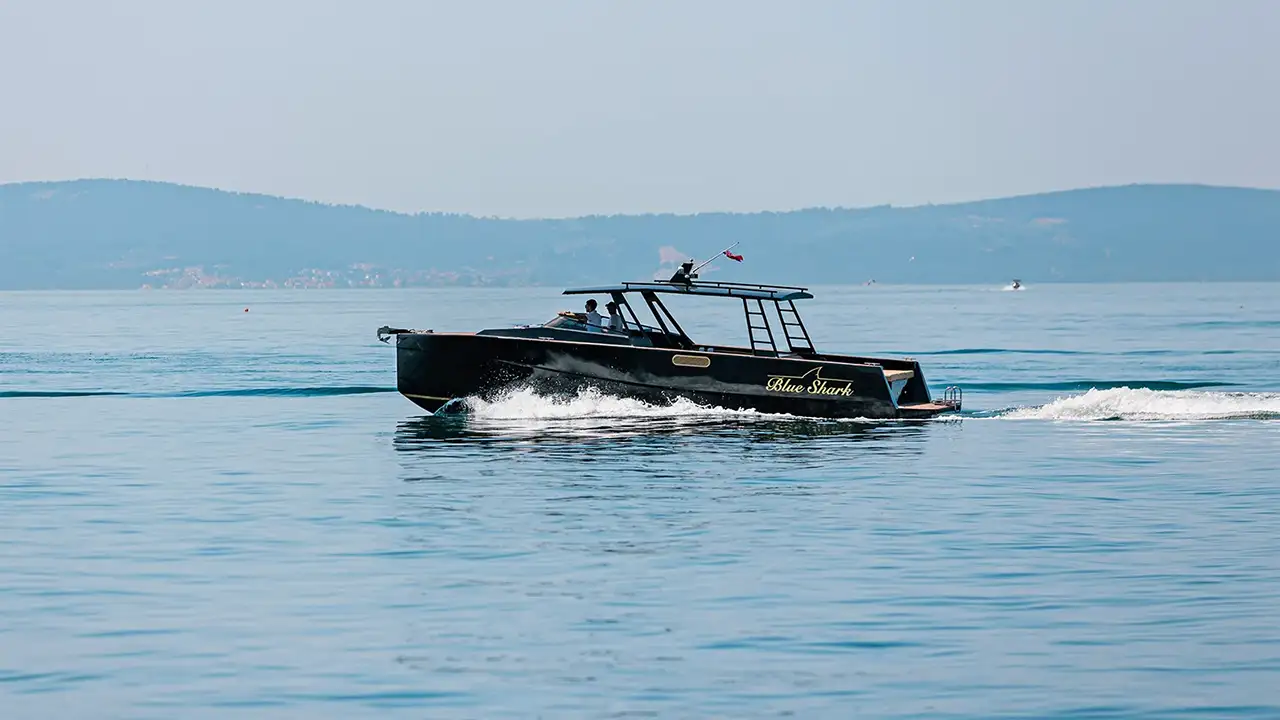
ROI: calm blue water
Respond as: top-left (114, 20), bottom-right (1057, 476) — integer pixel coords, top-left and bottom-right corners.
top-left (2, 284), bottom-right (1279, 719)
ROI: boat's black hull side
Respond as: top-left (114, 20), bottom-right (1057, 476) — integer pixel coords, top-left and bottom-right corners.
top-left (396, 332), bottom-right (951, 419)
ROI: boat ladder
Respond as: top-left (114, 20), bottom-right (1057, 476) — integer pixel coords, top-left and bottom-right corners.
top-left (743, 298), bottom-right (779, 356)
top-left (943, 385), bottom-right (963, 409)
top-left (776, 299), bottom-right (816, 354)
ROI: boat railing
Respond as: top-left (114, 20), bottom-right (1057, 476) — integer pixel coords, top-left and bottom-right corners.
top-left (660, 278), bottom-right (809, 292)
top-left (621, 279), bottom-right (810, 294)
top-left (943, 385), bottom-right (963, 409)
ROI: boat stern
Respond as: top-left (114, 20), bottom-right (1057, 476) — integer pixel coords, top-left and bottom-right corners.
top-left (897, 385), bottom-right (962, 419)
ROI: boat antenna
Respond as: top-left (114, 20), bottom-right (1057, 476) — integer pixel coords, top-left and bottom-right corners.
top-left (690, 241), bottom-right (740, 277)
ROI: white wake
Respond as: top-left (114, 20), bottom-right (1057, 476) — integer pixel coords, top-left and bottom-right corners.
top-left (1001, 387), bottom-right (1280, 421)
top-left (460, 386), bottom-right (786, 421)
top-left (452, 386), bottom-right (1280, 425)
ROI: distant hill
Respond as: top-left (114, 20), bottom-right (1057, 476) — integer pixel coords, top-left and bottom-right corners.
top-left (1, 179), bottom-right (1278, 289)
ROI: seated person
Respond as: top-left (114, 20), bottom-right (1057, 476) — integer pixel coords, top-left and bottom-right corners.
top-left (584, 299), bottom-right (604, 330)
top-left (605, 301), bottom-right (625, 331)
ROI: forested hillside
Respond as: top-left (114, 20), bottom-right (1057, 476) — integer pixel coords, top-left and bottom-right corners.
top-left (2, 180), bottom-right (1277, 289)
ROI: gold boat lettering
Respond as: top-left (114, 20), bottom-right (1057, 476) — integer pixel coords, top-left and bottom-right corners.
top-left (765, 367), bottom-right (855, 397)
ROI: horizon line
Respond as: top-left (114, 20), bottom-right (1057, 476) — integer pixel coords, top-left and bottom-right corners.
top-left (4, 177), bottom-right (1279, 221)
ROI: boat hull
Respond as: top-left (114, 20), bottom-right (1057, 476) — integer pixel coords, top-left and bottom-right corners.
top-left (395, 332), bottom-right (956, 419)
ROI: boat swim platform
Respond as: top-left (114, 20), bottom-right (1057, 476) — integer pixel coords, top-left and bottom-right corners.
top-left (898, 402), bottom-right (954, 413)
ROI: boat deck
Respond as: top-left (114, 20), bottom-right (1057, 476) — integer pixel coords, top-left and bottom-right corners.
top-left (898, 402), bottom-right (954, 413)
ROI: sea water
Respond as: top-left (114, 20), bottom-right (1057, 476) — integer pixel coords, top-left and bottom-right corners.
top-left (1, 284), bottom-right (1278, 718)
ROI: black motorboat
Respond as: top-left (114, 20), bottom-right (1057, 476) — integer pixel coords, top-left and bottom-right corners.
top-left (378, 262), bottom-right (962, 419)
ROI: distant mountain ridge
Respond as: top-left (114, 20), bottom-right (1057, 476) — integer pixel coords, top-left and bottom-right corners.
top-left (2, 179), bottom-right (1278, 289)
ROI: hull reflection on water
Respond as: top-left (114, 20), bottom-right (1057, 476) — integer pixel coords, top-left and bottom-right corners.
top-left (392, 408), bottom-right (937, 450)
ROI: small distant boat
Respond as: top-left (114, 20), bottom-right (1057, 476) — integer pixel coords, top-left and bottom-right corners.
top-left (1011, 279), bottom-right (1023, 290)
top-left (378, 259), bottom-right (962, 419)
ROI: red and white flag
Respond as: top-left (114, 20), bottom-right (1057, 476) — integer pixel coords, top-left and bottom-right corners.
top-left (724, 250), bottom-right (744, 262)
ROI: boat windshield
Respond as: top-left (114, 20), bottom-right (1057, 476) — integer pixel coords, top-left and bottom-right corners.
top-left (542, 312), bottom-right (665, 338)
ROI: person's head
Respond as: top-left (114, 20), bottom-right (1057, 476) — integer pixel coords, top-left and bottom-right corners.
top-left (605, 301), bottom-right (618, 315)
top-left (585, 299), bottom-right (597, 312)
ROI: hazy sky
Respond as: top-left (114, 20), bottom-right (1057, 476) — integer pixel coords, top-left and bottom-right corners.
top-left (2, 0), bottom-right (1278, 217)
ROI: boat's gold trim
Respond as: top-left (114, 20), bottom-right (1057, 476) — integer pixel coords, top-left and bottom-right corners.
top-left (402, 393), bottom-right (452, 402)
top-left (671, 354), bottom-right (711, 368)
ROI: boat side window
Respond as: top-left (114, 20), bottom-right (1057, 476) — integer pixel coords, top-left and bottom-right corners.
top-left (545, 312), bottom-right (640, 338)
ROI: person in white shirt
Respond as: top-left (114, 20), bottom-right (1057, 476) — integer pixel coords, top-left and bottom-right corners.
top-left (605, 301), bottom-right (624, 331)
top-left (584, 299), bottom-right (604, 329)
